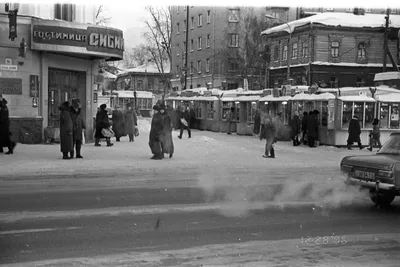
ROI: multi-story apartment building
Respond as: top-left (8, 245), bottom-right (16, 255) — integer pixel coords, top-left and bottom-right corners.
top-left (170, 6), bottom-right (267, 91)
top-left (261, 12), bottom-right (400, 89)
top-left (0, 4), bottom-right (124, 143)
top-left (298, 6), bottom-right (400, 18)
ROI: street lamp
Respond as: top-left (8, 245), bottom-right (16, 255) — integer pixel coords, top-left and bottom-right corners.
top-left (265, 14), bottom-right (292, 85)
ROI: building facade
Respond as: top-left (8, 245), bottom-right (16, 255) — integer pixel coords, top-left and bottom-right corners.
top-left (170, 6), bottom-right (268, 91)
top-left (261, 12), bottom-right (400, 89)
top-left (0, 3), bottom-right (124, 144)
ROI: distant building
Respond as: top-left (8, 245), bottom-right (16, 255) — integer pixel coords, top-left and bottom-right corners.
top-left (261, 12), bottom-right (400, 88)
top-left (115, 61), bottom-right (171, 98)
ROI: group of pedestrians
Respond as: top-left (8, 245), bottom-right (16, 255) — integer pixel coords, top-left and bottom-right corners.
top-left (0, 95), bottom-right (17, 155)
top-left (346, 115), bottom-right (382, 151)
top-left (59, 99), bottom-right (86, 159)
top-left (292, 110), bottom-right (320, 148)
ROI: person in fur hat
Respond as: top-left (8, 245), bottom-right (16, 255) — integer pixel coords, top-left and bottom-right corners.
top-left (149, 105), bottom-right (163, 160)
top-left (70, 98), bottom-right (86, 158)
top-left (59, 101), bottom-right (74, 159)
top-left (0, 98), bottom-right (16, 154)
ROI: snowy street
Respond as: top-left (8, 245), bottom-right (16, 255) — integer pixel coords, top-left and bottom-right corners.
top-left (1, 119), bottom-right (400, 266)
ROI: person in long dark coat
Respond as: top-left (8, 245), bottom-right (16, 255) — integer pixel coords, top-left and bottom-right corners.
top-left (59, 101), bottom-right (74, 159)
top-left (95, 104), bottom-right (113, 147)
top-left (0, 98), bottom-right (16, 154)
top-left (368, 118), bottom-right (382, 152)
top-left (69, 98), bottom-right (86, 158)
top-left (124, 105), bottom-right (138, 142)
top-left (347, 115), bottom-right (363, 150)
top-left (307, 110), bottom-right (317, 147)
top-left (178, 106), bottom-right (192, 139)
top-left (290, 111), bottom-right (301, 146)
top-left (260, 110), bottom-right (277, 158)
top-left (301, 111), bottom-right (308, 145)
top-left (149, 105), bottom-right (163, 160)
top-left (253, 109), bottom-right (261, 136)
top-left (159, 104), bottom-right (174, 159)
top-left (112, 105), bottom-right (125, 142)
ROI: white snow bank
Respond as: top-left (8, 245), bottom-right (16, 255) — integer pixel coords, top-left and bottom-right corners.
top-left (7, 233), bottom-right (400, 267)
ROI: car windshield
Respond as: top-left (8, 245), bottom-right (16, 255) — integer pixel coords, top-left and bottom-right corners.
top-left (377, 135), bottom-right (400, 155)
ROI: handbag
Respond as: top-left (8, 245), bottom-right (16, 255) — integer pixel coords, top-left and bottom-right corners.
top-left (101, 128), bottom-right (115, 138)
top-left (134, 127), bottom-right (139, 137)
top-left (180, 118), bottom-right (188, 127)
top-left (82, 130), bottom-right (86, 145)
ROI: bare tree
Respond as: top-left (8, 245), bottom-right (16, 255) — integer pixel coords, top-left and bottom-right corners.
top-left (142, 6), bottom-right (172, 99)
top-left (95, 5), bottom-right (111, 26)
top-left (220, 7), bottom-right (270, 90)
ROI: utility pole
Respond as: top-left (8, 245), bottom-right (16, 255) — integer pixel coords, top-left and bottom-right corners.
top-left (184, 5), bottom-right (189, 90)
top-left (383, 8), bottom-right (390, 72)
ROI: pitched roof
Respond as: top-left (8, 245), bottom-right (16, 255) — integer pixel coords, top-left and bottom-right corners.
top-left (261, 12), bottom-right (400, 36)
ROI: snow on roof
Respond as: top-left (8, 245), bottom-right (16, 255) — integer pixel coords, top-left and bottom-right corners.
top-left (235, 95), bottom-right (261, 102)
top-left (118, 62), bottom-right (171, 75)
top-left (292, 92), bottom-right (336, 101)
top-left (375, 93), bottom-right (400, 102)
top-left (261, 12), bottom-right (400, 36)
top-left (338, 95), bottom-right (376, 102)
top-left (112, 90), bottom-right (155, 99)
top-left (101, 70), bottom-right (117, 79)
top-left (259, 95), bottom-right (291, 102)
top-left (237, 90), bottom-right (264, 96)
top-left (374, 72), bottom-right (400, 81)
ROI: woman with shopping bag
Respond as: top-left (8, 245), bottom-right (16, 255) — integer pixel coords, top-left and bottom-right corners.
top-left (94, 104), bottom-right (114, 147)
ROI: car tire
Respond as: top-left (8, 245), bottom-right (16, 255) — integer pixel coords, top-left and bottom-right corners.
top-left (369, 189), bottom-right (396, 207)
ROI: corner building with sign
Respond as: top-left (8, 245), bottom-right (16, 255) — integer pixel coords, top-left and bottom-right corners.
top-left (0, 4), bottom-right (123, 144)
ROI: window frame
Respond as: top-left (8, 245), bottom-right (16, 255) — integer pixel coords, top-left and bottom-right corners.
top-left (190, 39), bottom-right (194, 52)
top-left (197, 60), bottom-right (202, 74)
top-left (191, 16), bottom-right (194, 29)
top-left (177, 22), bottom-right (180, 34)
top-left (282, 45), bottom-right (288, 61)
top-left (229, 34), bottom-right (239, 48)
top-left (228, 9), bottom-right (239, 22)
top-left (331, 41), bottom-right (339, 58)
top-left (206, 34), bottom-right (210, 48)
top-left (198, 14), bottom-right (203, 27)
top-left (197, 36), bottom-right (202, 50)
top-left (207, 10), bottom-right (211, 23)
top-left (302, 42), bottom-right (308, 58)
top-left (206, 101), bottom-right (214, 120)
top-left (292, 42), bottom-right (298, 59)
top-left (206, 58), bottom-right (210, 72)
top-left (357, 42), bottom-right (366, 59)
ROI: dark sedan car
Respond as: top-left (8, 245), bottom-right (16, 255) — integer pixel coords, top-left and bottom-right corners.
top-left (340, 133), bottom-right (400, 206)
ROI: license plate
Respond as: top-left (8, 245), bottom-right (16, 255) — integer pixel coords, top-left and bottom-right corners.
top-left (354, 170), bottom-right (375, 180)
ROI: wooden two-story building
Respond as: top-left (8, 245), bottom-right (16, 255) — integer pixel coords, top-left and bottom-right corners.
top-left (261, 12), bottom-right (400, 88)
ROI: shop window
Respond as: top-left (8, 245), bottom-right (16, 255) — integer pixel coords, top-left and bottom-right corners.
top-left (292, 43), bottom-right (298, 59)
top-left (282, 45), bottom-right (288, 61)
top-left (354, 102), bottom-right (364, 127)
top-left (229, 34), bottom-right (239, 47)
top-left (321, 101), bottom-right (328, 126)
top-left (357, 42), bottom-right (366, 59)
top-left (342, 102), bottom-right (353, 128)
top-left (222, 102), bottom-right (232, 120)
top-left (331, 41), bottom-right (339, 58)
top-left (228, 9), bottom-right (239, 22)
top-left (147, 98), bottom-right (152, 109)
top-left (390, 104), bottom-right (400, 129)
top-left (380, 103), bottom-right (389, 128)
top-left (207, 101), bottom-right (214, 119)
top-left (194, 101), bottom-right (202, 119)
top-left (235, 103), bottom-right (240, 121)
top-left (364, 102), bottom-right (375, 128)
top-left (302, 42), bottom-right (308, 58)
top-left (247, 102), bottom-right (257, 123)
top-left (281, 102), bottom-right (289, 125)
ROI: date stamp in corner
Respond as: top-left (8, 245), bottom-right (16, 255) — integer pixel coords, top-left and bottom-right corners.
top-left (300, 234), bottom-right (348, 246)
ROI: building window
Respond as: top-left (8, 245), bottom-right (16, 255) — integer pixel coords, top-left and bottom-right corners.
top-left (247, 102), bottom-right (256, 123)
top-left (207, 101), bottom-right (214, 119)
top-left (198, 14), bottom-right (203, 27)
top-left (228, 58), bottom-right (239, 71)
top-left (54, 4), bottom-right (75, 22)
top-left (365, 102), bottom-right (375, 128)
top-left (330, 76), bottom-right (338, 88)
top-left (282, 45), bottom-right (288, 60)
top-left (207, 10), bottom-right (211, 23)
top-left (194, 101), bottom-right (202, 119)
top-left (183, 20), bottom-right (187, 32)
top-left (302, 42), bottom-right (308, 58)
top-left (190, 62), bottom-right (193, 74)
top-left (176, 65), bottom-right (180, 75)
top-left (274, 46), bottom-right (279, 61)
top-left (356, 77), bottom-right (365, 87)
top-left (357, 42), bottom-right (366, 59)
top-left (197, 36), bottom-right (202, 50)
top-left (206, 34), bottom-right (210, 48)
top-left (228, 9), bottom-right (239, 22)
top-left (380, 103), bottom-right (400, 129)
top-left (206, 58), bottom-right (210, 72)
top-left (197, 60), bottom-right (202, 73)
top-left (292, 43), bottom-right (298, 59)
top-left (229, 34), bottom-right (239, 47)
top-left (331, 41), bottom-right (339, 58)
top-left (137, 80), bottom-right (143, 90)
top-left (191, 17), bottom-right (194, 29)
top-left (190, 39), bottom-right (194, 52)
top-left (177, 23), bottom-right (180, 34)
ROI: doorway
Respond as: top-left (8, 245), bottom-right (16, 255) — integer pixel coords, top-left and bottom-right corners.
top-left (48, 68), bottom-right (86, 127)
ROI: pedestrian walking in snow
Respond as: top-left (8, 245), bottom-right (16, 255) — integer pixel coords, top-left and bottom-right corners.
top-left (226, 107), bottom-right (235, 135)
top-left (160, 104), bottom-right (174, 158)
top-left (290, 111), bottom-right (301, 146)
top-left (301, 111), bottom-right (308, 145)
top-left (347, 115), bottom-right (363, 150)
top-left (94, 104), bottom-right (114, 147)
top-left (69, 98), bottom-right (86, 158)
top-left (260, 110), bottom-right (277, 158)
top-left (124, 104), bottom-right (138, 142)
top-left (368, 118), bottom-right (382, 151)
top-left (112, 105), bottom-right (125, 142)
top-left (307, 110), bottom-right (318, 147)
top-left (59, 101), bottom-right (74, 159)
top-left (149, 105), bottom-right (164, 160)
top-left (253, 109), bottom-right (261, 136)
top-left (178, 106), bottom-right (191, 139)
top-left (0, 97), bottom-right (16, 154)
